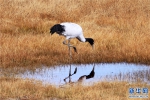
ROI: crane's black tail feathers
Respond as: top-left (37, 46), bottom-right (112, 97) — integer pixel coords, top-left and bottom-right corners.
top-left (85, 38), bottom-right (94, 48)
top-left (73, 47), bottom-right (77, 53)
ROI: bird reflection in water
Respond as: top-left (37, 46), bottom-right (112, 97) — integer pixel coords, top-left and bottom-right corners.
top-left (60, 64), bottom-right (95, 87)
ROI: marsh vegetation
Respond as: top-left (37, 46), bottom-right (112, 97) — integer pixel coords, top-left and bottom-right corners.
top-left (0, 0), bottom-right (150, 67)
top-left (0, 0), bottom-right (150, 99)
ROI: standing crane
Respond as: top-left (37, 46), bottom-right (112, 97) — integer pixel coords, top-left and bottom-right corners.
top-left (50, 22), bottom-right (94, 81)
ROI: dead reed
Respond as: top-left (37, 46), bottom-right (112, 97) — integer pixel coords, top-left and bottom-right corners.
top-left (0, 0), bottom-right (150, 67)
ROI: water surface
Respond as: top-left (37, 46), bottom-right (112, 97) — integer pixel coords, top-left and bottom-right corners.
top-left (12, 63), bottom-right (150, 86)
top-left (0, 63), bottom-right (150, 85)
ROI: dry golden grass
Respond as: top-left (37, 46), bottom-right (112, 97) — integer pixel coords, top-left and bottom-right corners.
top-left (0, 77), bottom-right (150, 100)
top-left (1, 1), bottom-right (150, 99)
top-left (0, 0), bottom-right (150, 68)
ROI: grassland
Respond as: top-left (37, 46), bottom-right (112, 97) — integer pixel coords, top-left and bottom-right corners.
top-left (0, 77), bottom-right (150, 100)
top-left (0, 0), bottom-right (150, 68)
top-left (0, 0), bottom-right (150, 99)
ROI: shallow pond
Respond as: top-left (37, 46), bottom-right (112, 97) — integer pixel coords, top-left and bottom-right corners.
top-left (1, 63), bottom-right (150, 86)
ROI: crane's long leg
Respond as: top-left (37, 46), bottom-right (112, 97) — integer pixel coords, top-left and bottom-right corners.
top-left (68, 40), bottom-right (71, 83)
top-left (63, 39), bottom-right (77, 83)
top-left (64, 67), bottom-right (77, 82)
top-left (63, 40), bottom-right (77, 53)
